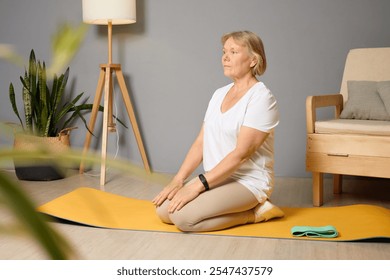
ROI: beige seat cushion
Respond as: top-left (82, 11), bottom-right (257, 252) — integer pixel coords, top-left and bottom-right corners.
top-left (315, 119), bottom-right (390, 136)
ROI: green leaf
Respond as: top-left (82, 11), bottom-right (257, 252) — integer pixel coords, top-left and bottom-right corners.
top-left (55, 92), bottom-right (83, 125)
top-left (28, 51), bottom-right (37, 134)
top-left (0, 173), bottom-right (73, 259)
top-left (21, 71), bottom-right (33, 133)
top-left (44, 114), bottom-right (54, 137)
top-left (50, 74), bottom-right (59, 109)
top-left (8, 83), bottom-right (23, 128)
top-left (28, 50), bottom-right (37, 98)
top-left (53, 68), bottom-right (69, 115)
top-left (0, 44), bottom-right (25, 67)
top-left (38, 62), bottom-right (49, 136)
top-left (49, 23), bottom-right (88, 75)
top-left (61, 108), bottom-right (82, 131)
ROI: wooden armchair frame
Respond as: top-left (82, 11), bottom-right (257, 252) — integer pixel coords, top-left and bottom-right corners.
top-left (306, 94), bottom-right (343, 206)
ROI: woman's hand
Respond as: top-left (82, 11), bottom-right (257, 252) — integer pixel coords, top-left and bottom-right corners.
top-left (167, 181), bottom-right (204, 213)
top-left (152, 178), bottom-right (184, 207)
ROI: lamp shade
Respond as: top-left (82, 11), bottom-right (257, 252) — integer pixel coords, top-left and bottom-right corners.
top-left (82, 0), bottom-right (136, 25)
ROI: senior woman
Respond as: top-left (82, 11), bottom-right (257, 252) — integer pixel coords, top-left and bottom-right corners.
top-left (152, 31), bottom-right (284, 232)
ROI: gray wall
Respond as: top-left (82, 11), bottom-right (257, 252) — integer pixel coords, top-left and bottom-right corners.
top-left (1, 0), bottom-right (390, 177)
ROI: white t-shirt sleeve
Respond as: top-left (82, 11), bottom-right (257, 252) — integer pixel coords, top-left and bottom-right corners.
top-left (242, 90), bottom-right (279, 133)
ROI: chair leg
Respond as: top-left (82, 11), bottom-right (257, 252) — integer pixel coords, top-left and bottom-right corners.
top-left (333, 174), bottom-right (342, 194)
top-left (312, 172), bottom-right (323, 206)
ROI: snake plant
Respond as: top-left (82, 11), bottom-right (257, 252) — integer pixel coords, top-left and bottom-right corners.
top-left (9, 49), bottom-right (94, 137)
top-left (4, 23), bottom-right (126, 137)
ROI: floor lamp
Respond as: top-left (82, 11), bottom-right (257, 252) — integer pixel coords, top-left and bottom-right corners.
top-left (80, 0), bottom-right (151, 186)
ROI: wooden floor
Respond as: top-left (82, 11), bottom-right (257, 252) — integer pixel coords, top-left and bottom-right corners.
top-left (1, 169), bottom-right (390, 260)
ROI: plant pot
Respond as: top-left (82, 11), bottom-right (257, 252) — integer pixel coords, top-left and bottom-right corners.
top-left (14, 165), bottom-right (65, 181)
top-left (13, 129), bottom-right (73, 181)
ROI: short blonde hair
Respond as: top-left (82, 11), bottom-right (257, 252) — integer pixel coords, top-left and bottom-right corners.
top-left (221, 31), bottom-right (267, 76)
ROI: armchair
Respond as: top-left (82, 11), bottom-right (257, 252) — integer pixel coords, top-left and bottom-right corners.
top-left (306, 47), bottom-right (390, 206)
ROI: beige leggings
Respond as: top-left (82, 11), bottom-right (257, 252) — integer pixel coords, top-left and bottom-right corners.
top-left (156, 179), bottom-right (259, 232)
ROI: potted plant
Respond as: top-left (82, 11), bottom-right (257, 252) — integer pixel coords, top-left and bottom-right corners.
top-left (2, 24), bottom-right (126, 181)
top-left (1, 23), bottom-right (100, 181)
top-left (9, 49), bottom-right (94, 180)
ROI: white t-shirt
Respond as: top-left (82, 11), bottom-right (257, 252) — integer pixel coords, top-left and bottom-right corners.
top-left (203, 82), bottom-right (279, 202)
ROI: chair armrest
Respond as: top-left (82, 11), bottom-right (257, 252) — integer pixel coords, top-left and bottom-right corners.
top-left (306, 94), bottom-right (344, 133)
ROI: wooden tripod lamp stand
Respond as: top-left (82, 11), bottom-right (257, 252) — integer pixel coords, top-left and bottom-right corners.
top-left (80, 0), bottom-right (151, 186)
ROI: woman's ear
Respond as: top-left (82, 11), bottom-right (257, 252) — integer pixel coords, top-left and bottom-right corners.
top-left (250, 57), bottom-right (257, 68)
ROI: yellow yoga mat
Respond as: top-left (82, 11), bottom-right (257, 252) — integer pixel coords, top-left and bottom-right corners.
top-left (37, 187), bottom-right (390, 241)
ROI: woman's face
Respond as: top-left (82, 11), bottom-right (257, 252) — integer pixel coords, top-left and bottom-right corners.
top-left (222, 37), bottom-right (255, 80)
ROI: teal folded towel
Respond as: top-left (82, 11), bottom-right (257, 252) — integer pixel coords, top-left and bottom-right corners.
top-left (291, 225), bottom-right (338, 238)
